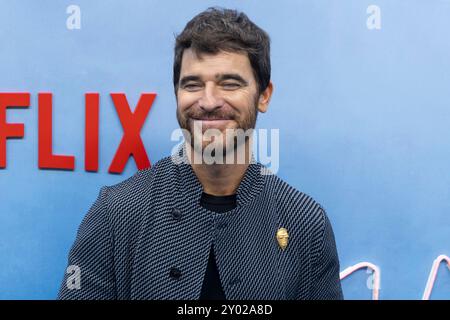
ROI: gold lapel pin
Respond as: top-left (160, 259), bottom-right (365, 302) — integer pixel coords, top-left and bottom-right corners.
top-left (276, 228), bottom-right (289, 250)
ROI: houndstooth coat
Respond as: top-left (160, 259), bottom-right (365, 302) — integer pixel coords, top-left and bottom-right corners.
top-left (58, 145), bottom-right (343, 300)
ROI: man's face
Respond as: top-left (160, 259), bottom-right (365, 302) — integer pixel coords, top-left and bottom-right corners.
top-left (176, 49), bottom-right (265, 155)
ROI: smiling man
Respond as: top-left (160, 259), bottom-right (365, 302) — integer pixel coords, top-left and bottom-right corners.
top-left (58, 7), bottom-right (343, 300)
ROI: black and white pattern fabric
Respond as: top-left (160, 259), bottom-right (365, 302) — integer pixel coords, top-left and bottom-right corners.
top-left (58, 144), bottom-right (343, 300)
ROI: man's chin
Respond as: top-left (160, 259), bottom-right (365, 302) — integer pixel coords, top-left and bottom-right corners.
top-left (188, 119), bottom-right (237, 133)
top-left (188, 132), bottom-right (251, 160)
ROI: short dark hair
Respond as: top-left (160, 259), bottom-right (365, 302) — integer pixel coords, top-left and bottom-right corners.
top-left (173, 7), bottom-right (271, 95)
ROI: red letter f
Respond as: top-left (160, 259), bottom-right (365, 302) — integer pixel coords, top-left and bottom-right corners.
top-left (0, 93), bottom-right (30, 168)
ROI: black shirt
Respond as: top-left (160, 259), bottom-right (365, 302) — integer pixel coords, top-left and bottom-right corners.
top-left (199, 192), bottom-right (237, 300)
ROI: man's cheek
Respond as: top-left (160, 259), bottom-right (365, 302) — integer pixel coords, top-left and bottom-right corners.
top-left (178, 93), bottom-right (198, 107)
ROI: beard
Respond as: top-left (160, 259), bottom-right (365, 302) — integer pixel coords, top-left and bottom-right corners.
top-left (176, 98), bottom-right (259, 158)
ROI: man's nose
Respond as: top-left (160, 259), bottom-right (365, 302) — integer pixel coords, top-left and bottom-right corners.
top-left (198, 83), bottom-right (223, 112)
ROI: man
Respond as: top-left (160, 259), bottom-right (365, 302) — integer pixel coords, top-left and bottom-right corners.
top-left (58, 7), bottom-right (343, 300)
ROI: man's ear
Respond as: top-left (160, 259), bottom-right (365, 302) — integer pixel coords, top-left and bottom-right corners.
top-left (257, 81), bottom-right (273, 113)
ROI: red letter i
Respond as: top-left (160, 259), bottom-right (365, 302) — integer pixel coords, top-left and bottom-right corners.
top-left (85, 93), bottom-right (99, 172)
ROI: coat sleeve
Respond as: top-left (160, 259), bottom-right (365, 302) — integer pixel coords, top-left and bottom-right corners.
top-left (308, 209), bottom-right (344, 300)
top-left (57, 187), bottom-right (116, 299)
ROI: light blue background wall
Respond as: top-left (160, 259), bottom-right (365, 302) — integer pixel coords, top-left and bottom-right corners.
top-left (0, 0), bottom-right (449, 299)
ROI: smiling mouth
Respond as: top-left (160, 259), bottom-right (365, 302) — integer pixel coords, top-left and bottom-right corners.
top-left (190, 118), bottom-right (234, 129)
top-left (191, 117), bottom-right (232, 121)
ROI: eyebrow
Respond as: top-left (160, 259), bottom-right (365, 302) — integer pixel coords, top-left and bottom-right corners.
top-left (179, 73), bottom-right (249, 87)
top-left (179, 75), bottom-right (201, 87)
top-left (216, 73), bottom-right (249, 86)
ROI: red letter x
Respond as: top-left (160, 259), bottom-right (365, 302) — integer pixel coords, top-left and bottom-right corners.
top-left (109, 93), bottom-right (156, 174)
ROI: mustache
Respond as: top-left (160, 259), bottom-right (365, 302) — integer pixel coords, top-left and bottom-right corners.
top-left (186, 110), bottom-right (236, 121)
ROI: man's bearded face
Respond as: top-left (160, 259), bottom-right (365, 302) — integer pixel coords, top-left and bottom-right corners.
top-left (176, 49), bottom-right (261, 155)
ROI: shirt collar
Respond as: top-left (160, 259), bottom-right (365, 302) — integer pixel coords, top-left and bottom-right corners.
top-left (171, 143), bottom-right (265, 208)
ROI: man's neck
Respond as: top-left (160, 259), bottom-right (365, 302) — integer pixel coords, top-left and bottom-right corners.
top-left (186, 143), bottom-right (252, 196)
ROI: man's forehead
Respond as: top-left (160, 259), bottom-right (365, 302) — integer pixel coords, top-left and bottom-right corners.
top-left (180, 48), bottom-right (252, 76)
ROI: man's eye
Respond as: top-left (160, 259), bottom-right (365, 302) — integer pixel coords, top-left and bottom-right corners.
top-left (183, 84), bottom-right (202, 91)
top-left (222, 82), bottom-right (241, 90)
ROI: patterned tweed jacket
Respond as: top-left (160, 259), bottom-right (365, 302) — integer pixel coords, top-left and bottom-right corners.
top-left (58, 146), bottom-right (343, 300)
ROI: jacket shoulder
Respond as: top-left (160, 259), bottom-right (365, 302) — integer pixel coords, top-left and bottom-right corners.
top-left (269, 174), bottom-right (325, 217)
top-left (267, 173), bottom-right (328, 247)
top-left (99, 156), bottom-right (176, 225)
top-left (103, 155), bottom-right (173, 197)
